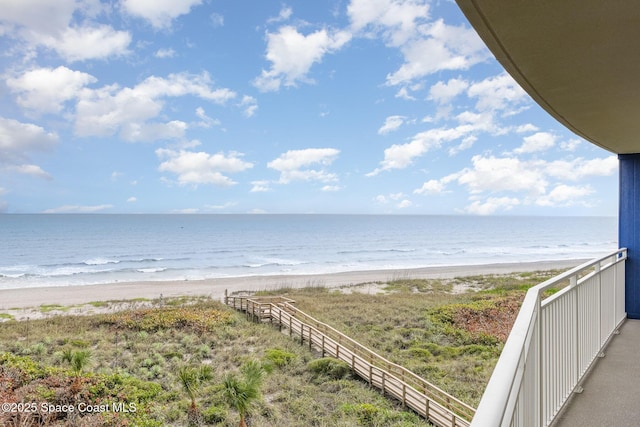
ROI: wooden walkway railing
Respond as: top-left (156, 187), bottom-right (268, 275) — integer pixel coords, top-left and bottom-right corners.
top-left (225, 293), bottom-right (475, 427)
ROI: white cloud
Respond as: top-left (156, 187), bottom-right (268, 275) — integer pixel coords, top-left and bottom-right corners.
top-left (7, 66), bottom-right (97, 114)
top-left (467, 73), bottom-right (528, 112)
top-left (414, 179), bottom-right (446, 195)
top-left (544, 156), bottom-right (618, 181)
top-left (155, 48), bottom-right (176, 58)
top-left (134, 73), bottom-right (236, 102)
top-left (254, 26), bottom-right (351, 91)
top-left (386, 20), bottom-right (488, 85)
top-left (250, 180), bottom-right (271, 192)
top-left (321, 185), bottom-right (341, 192)
top-left (121, 0), bottom-right (203, 29)
top-left (156, 148), bottom-right (253, 186)
top-left (428, 78), bottom-right (469, 103)
top-left (252, 2), bottom-right (485, 93)
top-left (0, 0), bottom-right (131, 61)
top-left (210, 13), bottom-right (224, 27)
top-left (516, 123), bottom-right (539, 133)
top-left (455, 111), bottom-right (498, 133)
top-left (395, 87), bottom-right (416, 100)
top-left (463, 197), bottom-right (520, 215)
top-left (268, 6), bottom-right (293, 23)
top-left (268, 148), bottom-right (340, 184)
top-left (127, 197), bottom-right (137, 202)
top-left (536, 184), bottom-right (594, 207)
top-left (193, 107), bottom-right (220, 128)
top-left (0, 117), bottom-right (57, 176)
top-left (40, 25), bottom-right (131, 62)
top-left (448, 135), bottom-right (477, 156)
top-left (239, 95), bottom-right (258, 117)
top-left (457, 155), bottom-right (547, 196)
top-left (172, 208), bottom-right (200, 214)
top-left (0, 0), bottom-right (78, 36)
top-left (369, 125), bottom-right (476, 175)
top-left (424, 153), bottom-right (616, 213)
top-left (43, 204), bottom-right (114, 213)
top-left (560, 138), bottom-right (581, 152)
top-left (378, 115), bottom-right (406, 134)
top-left (207, 202), bottom-right (238, 210)
top-left (75, 72), bottom-right (236, 140)
top-left (120, 120), bottom-right (188, 142)
top-left (374, 192), bottom-right (412, 208)
top-left (375, 194), bottom-right (389, 204)
top-left (348, 0), bottom-right (430, 46)
top-left (514, 132), bottom-right (556, 154)
top-left (6, 164), bottom-right (52, 179)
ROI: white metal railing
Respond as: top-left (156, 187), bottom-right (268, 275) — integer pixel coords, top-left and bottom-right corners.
top-left (471, 249), bottom-right (627, 427)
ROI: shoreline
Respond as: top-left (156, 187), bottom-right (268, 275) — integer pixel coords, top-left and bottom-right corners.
top-left (0, 259), bottom-right (586, 313)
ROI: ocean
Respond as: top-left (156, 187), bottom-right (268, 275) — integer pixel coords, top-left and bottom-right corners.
top-left (0, 214), bottom-right (618, 290)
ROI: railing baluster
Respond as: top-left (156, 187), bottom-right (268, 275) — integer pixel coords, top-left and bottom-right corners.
top-left (472, 249), bottom-right (627, 427)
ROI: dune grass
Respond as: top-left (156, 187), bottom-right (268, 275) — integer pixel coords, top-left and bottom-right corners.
top-left (0, 269), bottom-right (565, 426)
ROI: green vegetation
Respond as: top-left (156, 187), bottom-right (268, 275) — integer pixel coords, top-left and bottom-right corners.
top-left (178, 365), bottom-right (213, 426)
top-left (0, 269), bottom-right (566, 425)
top-left (222, 360), bottom-right (268, 427)
top-left (259, 269), bottom-right (565, 404)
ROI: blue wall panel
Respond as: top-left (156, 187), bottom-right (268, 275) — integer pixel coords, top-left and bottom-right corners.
top-left (620, 154), bottom-right (640, 319)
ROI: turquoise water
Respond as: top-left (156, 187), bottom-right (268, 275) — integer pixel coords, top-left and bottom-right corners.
top-left (0, 214), bottom-right (618, 289)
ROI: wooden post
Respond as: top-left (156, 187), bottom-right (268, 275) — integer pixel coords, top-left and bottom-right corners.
top-left (224, 289), bottom-right (228, 305)
top-left (425, 397), bottom-right (430, 420)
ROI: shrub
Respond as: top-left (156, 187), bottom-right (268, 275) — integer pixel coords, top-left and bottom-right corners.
top-left (101, 306), bottom-right (233, 333)
top-left (264, 348), bottom-right (297, 367)
top-left (202, 405), bottom-right (227, 424)
top-left (341, 403), bottom-right (386, 426)
top-left (307, 357), bottom-right (351, 380)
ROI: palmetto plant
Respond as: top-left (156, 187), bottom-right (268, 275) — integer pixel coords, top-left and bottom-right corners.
top-left (62, 349), bottom-right (91, 392)
top-left (178, 365), bottom-right (213, 426)
top-left (222, 360), bottom-right (267, 427)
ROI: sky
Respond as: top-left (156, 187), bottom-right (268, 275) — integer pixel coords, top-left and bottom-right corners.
top-left (0, 0), bottom-right (619, 215)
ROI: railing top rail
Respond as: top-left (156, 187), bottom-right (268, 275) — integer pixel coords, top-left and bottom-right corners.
top-left (470, 248), bottom-right (627, 427)
top-left (532, 249), bottom-right (626, 295)
top-left (226, 295), bottom-right (296, 305)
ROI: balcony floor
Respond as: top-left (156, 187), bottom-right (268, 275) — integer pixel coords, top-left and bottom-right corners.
top-left (552, 319), bottom-right (640, 427)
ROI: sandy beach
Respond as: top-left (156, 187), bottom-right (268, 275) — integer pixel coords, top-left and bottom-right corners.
top-left (0, 259), bottom-right (585, 320)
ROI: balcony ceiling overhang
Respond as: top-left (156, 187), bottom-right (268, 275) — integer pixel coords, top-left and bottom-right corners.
top-left (455, 0), bottom-right (640, 154)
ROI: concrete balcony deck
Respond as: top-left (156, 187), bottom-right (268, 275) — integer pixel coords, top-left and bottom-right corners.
top-left (553, 319), bottom-right (640, 427)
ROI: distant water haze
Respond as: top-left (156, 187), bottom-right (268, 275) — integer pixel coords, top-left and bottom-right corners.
top-left (0, 214), bottom-right (618, 290)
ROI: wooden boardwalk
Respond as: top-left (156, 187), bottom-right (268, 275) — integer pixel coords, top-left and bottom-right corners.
top-left (225, 294), bottom-right (475, 427)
